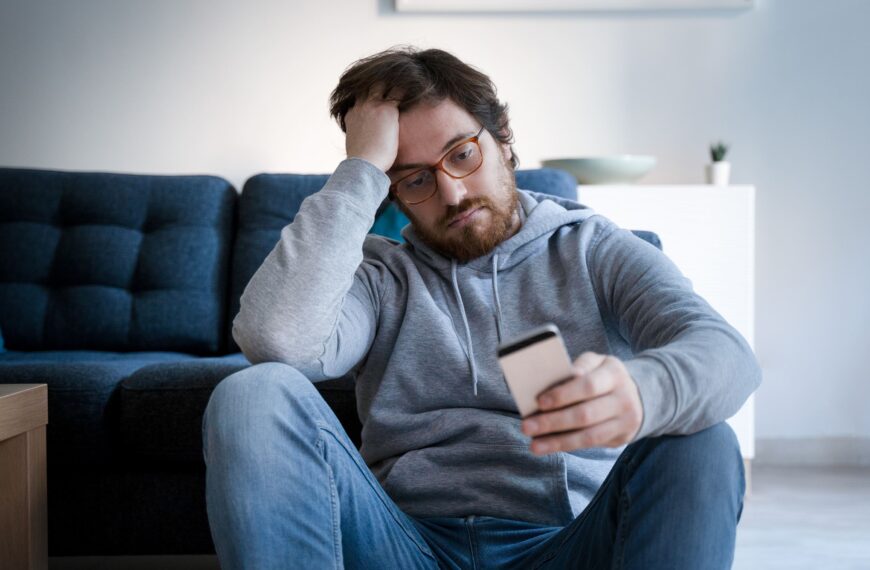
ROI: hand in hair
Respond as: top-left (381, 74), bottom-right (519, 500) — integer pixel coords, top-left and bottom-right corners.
top-left (343, 91), bottom-right (400, 173)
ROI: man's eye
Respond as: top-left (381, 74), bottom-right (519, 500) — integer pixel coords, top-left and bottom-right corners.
top-left (451, 144), bottom-right (475, 163)
top-left (406, 173), bottom-right (428, 188)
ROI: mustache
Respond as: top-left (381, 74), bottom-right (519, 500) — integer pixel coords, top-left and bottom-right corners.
top-left (440, 198), bottom-right (491, 228)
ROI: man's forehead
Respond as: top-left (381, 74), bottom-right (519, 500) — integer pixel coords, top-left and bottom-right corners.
top-left (395, 129), bottom-right (476, 166)
top-left (394, 102), bottom-right (480, 170)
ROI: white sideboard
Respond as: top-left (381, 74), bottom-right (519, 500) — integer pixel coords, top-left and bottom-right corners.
top-left (577, 185), bottom-right (757, 459)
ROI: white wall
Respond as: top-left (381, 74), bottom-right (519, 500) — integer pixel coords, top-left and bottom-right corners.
top-left (2, 0), bottom-right (868, 444)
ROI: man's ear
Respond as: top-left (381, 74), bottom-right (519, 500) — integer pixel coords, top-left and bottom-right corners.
top-left (493, 126), bottom-right (513, 163)
top-left (500, 142), bottom-right (512, 164)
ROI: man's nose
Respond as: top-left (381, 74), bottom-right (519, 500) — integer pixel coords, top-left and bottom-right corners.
top-left (436, 170), bottom-right (467, 206)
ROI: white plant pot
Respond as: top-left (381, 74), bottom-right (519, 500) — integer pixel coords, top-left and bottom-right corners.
top-left (706, 161), bottom-right (731, 186)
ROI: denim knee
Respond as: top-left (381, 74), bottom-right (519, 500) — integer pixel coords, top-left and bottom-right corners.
top-left (651, 422), bottom-right (744, 498)
top-left (202, 362), bottom-right (320, 459)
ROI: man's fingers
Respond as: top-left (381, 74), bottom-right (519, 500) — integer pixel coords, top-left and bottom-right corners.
top-left (524, 352), bottom-right (644, 453)
top-left (523, 394), bottom-right (621, 436)
top-left (364, 82), bottom-right (402, 104)
top-left (530, 417), bottom-right (624, 454)
top-left (538, 352), bottom-right (614, 410)
top-left (573, 351), bottom-right (608, 375)
top-left (362, 82), bottom-right (385, 101)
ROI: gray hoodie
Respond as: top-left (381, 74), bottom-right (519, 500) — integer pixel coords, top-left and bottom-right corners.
top-left (233, 158), bottom-right (761, 526)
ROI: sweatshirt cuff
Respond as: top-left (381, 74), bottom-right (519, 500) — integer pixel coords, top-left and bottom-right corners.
top-left (623, 355), bottom-right (678, 441)
top-left (320, 158), bottom-right (391, 216)
top-left (341, 157), bottom-right (391, 186)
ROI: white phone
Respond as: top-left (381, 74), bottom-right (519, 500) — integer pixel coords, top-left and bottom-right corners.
top-left (497, 323), bottom-right (574, 417)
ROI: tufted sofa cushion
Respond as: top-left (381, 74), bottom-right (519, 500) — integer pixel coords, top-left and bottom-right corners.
top-left (0, 168), bottom-right (236, 353)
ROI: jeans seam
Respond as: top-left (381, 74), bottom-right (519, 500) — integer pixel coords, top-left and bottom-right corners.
top-left (317, 437), bottom-right (343, 570)
top-left (612, 441), bottom-right (646, 570)
top-left (465, 517), bottom-right (478, 570)
top-left (317, 423), bottom-right (436, 562)
top-left (612, 488), bottom-right (630, 570)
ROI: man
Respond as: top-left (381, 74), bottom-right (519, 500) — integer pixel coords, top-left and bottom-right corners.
top-left (203, 47), bottom-right (761, 569)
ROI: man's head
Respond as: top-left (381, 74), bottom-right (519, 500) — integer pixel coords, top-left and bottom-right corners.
top-left (330, 47), bottom-right (522, 262)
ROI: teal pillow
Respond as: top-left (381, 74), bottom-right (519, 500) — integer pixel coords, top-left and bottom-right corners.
top-left (0, 326), bottom-right (4, 352)
top-left (369, 201), bottom-right (410, 243)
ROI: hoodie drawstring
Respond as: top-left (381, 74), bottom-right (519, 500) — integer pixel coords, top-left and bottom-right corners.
top-left (450, 260), bottom-right (479, 395)
top-left (492, 254), bottom-right (505, 343)
top-left (450, 255), bottom-right (506, 396)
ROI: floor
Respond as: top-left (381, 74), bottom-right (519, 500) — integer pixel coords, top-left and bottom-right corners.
top-left (732, 465), bottom-right (870, 569)
top-left (48, 465), bottom-right (870, 570)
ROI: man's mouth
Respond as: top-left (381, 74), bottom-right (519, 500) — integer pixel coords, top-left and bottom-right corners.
top-left (447, 207), bottom-right (483, 229)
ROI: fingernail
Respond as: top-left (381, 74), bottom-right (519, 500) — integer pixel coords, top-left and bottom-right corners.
top-left (534, 442), bottom-right (550, 453)
top-left (524, 420), bottom-right (538, 434)
top-left (539, 396), bottom-right (553, 408)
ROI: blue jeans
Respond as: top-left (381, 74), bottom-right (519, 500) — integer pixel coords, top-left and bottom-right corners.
top-left (203, 363), bottom-right (745, 569)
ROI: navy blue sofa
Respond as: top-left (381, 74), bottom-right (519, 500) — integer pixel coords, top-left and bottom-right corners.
top-left (0, 166), bottom-right (660, 556)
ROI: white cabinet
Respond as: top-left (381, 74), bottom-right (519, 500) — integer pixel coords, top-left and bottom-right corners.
top-left (577, 185), bottom-right (756, 459)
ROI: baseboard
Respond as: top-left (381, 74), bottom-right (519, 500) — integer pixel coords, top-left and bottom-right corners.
top-left (755, 436), bottom-right (870, 467)
top-left (48, 555), bottom-right (219, 570)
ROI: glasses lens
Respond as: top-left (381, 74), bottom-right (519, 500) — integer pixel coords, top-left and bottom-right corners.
top-left (396, 170), bottom-right (436, 204)
top-left (393, 137), bottom-right (484, 205)
top-left (443, 141), bottom-right (482, 177)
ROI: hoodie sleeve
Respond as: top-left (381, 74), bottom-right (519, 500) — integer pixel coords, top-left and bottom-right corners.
top-left (587, 217), bottom-right (762, 441)
top-left (231, 158), bottom-right (390, 381)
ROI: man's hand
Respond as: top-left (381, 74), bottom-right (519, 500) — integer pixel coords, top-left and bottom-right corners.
top-left (343, 90), bottom-right (400, 173)
top-left (521, 352), bottom-right (644, 454)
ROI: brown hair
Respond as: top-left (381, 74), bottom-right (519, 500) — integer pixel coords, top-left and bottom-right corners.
top-left (329, 46), bottom-right (518, 168)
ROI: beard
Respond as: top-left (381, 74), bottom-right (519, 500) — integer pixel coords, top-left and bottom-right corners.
top-left (401, 157), bottom-right (521, 263)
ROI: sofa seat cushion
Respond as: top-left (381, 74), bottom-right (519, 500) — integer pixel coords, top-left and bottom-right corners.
top-left (0, 350), bottom-right (208, 466)
top-left (0, 350), bottom-right (202, 364)
top-left (118, 353), bottom-right (250, 465)
top-left (119, 354), bottom-right (361, 465)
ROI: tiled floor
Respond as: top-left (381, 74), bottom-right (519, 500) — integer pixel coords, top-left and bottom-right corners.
top-left (49, 465), bottom-right (870, 569)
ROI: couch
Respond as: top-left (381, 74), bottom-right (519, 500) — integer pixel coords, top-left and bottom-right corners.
top-left (0, 165), bottom-right (661, 556)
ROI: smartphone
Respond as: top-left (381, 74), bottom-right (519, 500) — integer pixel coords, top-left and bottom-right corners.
top-left (497, 323), bottom-right (574, 417)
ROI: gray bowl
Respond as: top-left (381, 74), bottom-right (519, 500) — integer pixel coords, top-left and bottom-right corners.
top-left (541, 156), bottom-right (656, 184)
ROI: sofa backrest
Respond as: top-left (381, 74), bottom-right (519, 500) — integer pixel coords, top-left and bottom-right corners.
top-left (0, 168), bottom-right (236, 353)
top-left (227, 167), bottom-right (584, 352)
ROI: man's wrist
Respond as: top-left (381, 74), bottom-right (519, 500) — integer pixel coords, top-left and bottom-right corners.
top-left (342, 156), bottom-right (391, 182)
top-left (346, 154), bottom-right (390, 174)
top-left (328, 158), bottom-right (391, 213)
top-left (623, 356), bottom-right (676, 441)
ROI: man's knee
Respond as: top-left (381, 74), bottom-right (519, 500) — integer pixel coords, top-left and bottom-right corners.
top-left (203, 362), bottom-right (319, 453)
top-left (210, 361), bottom-right (313, 403)
top-left (653, 422), bottom-right (744, 497)
top-left (687, 421), bottom-right (742, 470)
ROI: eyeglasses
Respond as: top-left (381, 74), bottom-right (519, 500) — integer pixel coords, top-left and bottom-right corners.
top-left (389, 127), bottom-right (486, 206)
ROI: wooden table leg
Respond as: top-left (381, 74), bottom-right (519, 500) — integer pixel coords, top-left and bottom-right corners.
top-left (0, 385), bottom-right (48, 570)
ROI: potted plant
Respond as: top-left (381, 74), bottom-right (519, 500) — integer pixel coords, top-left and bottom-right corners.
top-left (706, 141), bottom-right (730, 186)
